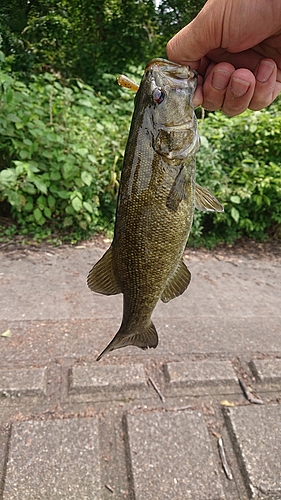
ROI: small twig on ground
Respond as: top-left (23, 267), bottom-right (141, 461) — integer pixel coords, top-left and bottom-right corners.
top-left (172, 405), bottom-right (196, 411)
top-left (105, 484), bottom-right (114, 493)
top-left (148, 377), bottom-right (165, 403)
top-left (218, 437), bottom-right (233, 481)
top-left (0, 241), bottom-right (14, 250)
top-left (239, 378), bottom-right (264, 404)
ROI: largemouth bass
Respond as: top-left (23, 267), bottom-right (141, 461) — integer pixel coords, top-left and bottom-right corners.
top-left (87, 58), bottom-right (223, 360)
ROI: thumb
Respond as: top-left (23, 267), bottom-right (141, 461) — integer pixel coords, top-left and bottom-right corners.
top-left (166, 0), bottom-right (223, 67)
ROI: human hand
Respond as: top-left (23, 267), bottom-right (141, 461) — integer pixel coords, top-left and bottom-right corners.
top-left (166, 0), bottom-right (281, 115)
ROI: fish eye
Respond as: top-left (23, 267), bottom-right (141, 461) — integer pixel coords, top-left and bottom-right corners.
top-left (152, 88), bottom-right (165, 104)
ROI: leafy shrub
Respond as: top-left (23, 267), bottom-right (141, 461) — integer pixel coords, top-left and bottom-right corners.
top-left (192, 101), bottom-right (281, 246)
top-left (1, 48), bottom-right (281, 247)
top-left (0, 57), bottom-right (133, 241)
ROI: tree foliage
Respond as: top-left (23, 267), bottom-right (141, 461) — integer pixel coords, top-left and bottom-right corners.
top-left (0, 0), bottom-right (203, 86)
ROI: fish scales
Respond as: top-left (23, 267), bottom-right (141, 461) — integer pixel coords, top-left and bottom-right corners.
top-left (87, 58), bottom-right (223, 360)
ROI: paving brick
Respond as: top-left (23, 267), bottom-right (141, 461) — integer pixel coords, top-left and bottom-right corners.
top-left (164, 359), bottom-right (238, 394)
top-left (68, 363), bottom-right (147, 402)
top-left (249, 358), bottom-right (281, 385)
top-left (3, 417), bottom-right (101, 500)
top-left (125, 410), bottom-right (225, 500)
top-left (225, 405), bottom-right (281, 499)
top-left (0, 368), bottom-right (47, 397)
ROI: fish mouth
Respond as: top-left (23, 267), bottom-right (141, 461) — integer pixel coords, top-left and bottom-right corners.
top-left (145, 58), bottom-right (197, 80)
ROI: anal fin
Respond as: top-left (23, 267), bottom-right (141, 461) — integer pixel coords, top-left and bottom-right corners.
top-left (96, 322), bottom-right (158, 361)
top-left (195, 183), bottom-right (224, 212)
top-left (87, 247), bottom-right (121, 295)
top-left (161, 259), bottom-right (191, 303)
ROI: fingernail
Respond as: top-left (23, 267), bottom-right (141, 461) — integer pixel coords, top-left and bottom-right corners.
top-left (231, 77), bottom-right (250, 98)
top-left (256, 60), bottom-right (275, 83)
top-left (212, 70), bottom-right (231, 90)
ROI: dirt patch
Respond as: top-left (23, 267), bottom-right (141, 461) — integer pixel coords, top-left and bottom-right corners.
top-left (1, 234), bottom-right (280, 262)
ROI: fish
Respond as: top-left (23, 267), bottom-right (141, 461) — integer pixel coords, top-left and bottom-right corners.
top-left (87, 58), bottom-right (223, 360)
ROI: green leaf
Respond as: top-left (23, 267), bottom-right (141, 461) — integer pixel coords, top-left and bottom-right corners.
top-left (42, 150), bottom-right (53, 159)
top-left (57, 190), bottom-right (70, 199)
top-left (15, 121), bottom-right (24, 130)
top-left (34, 178), bottom-right (47, 194)
top-left (72, 196), bottom-right (83, 212)
top-left (6, 89), bottom-right (13, 104)
top-left (27, 162), bottom-right (40, 173)
top-left (0, 169), bottom-right (17, 185)
top-left (25, 201), bottom-right (33, 212)
top-left (21, 182), bottom-right (36, 194)
top-left (14, 161), bottom-right (26, 174)
top-left (33, 208), bottom-right (42, 222)
top-left (33, 119), bottom-right (45, 128)
top-left (81, 171), bottom-right (92, 186)
top-left (37, 195), bottom-right (46, 209)
top-left (253, 194), bottom-right (263, 207)
top-left (62, 163), bottom-right (75, 180)
top-left (83, 201), bottom-right (93, 213)
top-left (78, 99), bottom-right (93, 108)
top-left (8, 191), bottom-right (22, 207)
top-left (230, 195), bottom-right (241, 204)
top-left (70, 190), bottom-right (82, 200)
top-left (199, 135), bottom-right (209, 148)
top-left (19, 150), bottom-right (30, 160)
top-left (33, 207), bottom-right (44, 223)
top-left (84, 212), bottom-right (91, 223)
top-left (231, 207), bottom-right (240, 223)
top-left (44, 207), bottom-right (52, 218)
top-left (63, 216), bottom-right (73, 227)
top-left (65, 205), bottom-right (75, 215)
top-left (7, 113), bottom-right (21, 123)
top-left (87, 154), bottom-right (97, 164)
top-left (48, 194), bottom-right (56, 209)
top-left (96, 123), bottom-right (104, 133)
top-left (50, 171), bottom-right (61, 181)
top-left (76, 147), bottom-right (88, 157)
top-left (23, 138), bottom-right (33, 146)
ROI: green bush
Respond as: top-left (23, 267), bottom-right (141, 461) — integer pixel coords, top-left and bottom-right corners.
top-left (1, 49), bottom-right (281, 247)
top-left (0, 58), bottom-right (133, 241)
top-left (192, 101), bottom-right (281, 246)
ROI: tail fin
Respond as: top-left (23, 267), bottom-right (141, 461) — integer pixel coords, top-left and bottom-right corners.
top-left (96, 322), bottom-right (158, 361)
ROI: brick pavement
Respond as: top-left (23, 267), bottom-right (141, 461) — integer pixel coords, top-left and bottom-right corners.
top-left (0, 243), bottom-right (281, 499)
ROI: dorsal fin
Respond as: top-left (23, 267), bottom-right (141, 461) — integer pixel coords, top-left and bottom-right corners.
top-left (161, 259), bottom-right (191, 303)
top-left (195, 183), bottom-right (224, 212)
top-left (87, 247), bottom-right (121, 295)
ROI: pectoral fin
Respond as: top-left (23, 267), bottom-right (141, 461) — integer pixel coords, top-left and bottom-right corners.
top-left (195, 183), bottom-right (224, 212)
top-left (161, 259), bottom-right (191, 303)
top-left (87, 247), bottom-right (121, 295)
top-left (166, 166), bottom-right (189, 212)
top-left (96, 322), bottom-right (158, 360)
